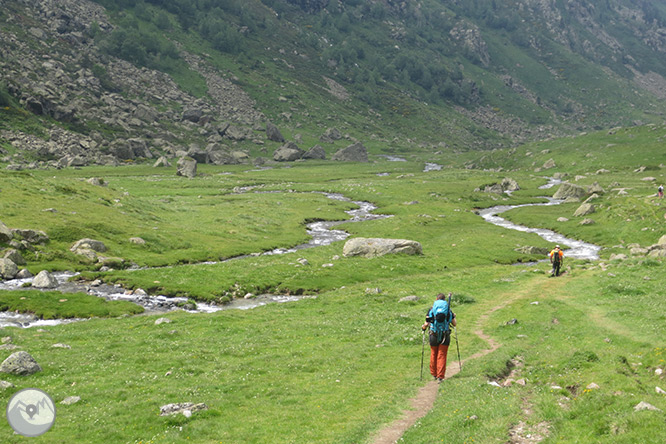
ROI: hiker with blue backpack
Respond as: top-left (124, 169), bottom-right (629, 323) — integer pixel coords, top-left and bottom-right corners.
top-left (421, 293), bottom-right (457, 382)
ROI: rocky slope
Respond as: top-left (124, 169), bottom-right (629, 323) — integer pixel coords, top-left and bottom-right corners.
top-left (0, 0), bottom-right (267, 168)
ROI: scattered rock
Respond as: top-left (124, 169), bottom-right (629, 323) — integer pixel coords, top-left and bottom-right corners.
top-left (266, 122), bottom-right (285, 143)
top-left (302, 145), bottom-right (326, 160)
top-left (557, 217), bottom-right (569, 222)
top-left (365, 288), bottom-right (382, 294)
top-left (586, 383), bottom-right (600, 390)
top-left (656, 387), bottom-right (666, 395)
top-left (61, 396), bottom-right (81, 405)
top-left (331, 142), bottom-right (368, 162)
top-left (573, 203), bottom-right (595, 217)
top-left (3, 249), bottom-right (26, 266)
top-left (0, 258), bottom-right (19, 280)
top-left (580, 218), bottom-right (596, 225)
top-left (153, 156), bottom-right (171, 168)
top-left (543, 158), bottom-right (556, 169)
top-left (296, 258), bottom-right (309, 266)
top-left (399, 296), bottom-right (420, 302)
top-left (0, 221), bottom-right (13, 243)
top-left (159, 402), bottom-right (209, 416)
top-left (273, 142), bottom-right (304, 162)
top-left (634, 401), bottom-right (661, 412)
top-left (553, 183), bottom-right (586, 200)
top-left (0, 351), bottom-right (42, 376)
top-left (129, 237), bottom-right (146, 245)
top-left (155, 318), bottom-right (172, 325)
top-left (52, 343), bottom-right (71, 349)
top-left (320, 128), bottom-right (342, 143)
top-left (343, 238), bottom-right (422, 258)
top-left (86, 177), bottom-right (106, 187)
top-left (177, 157), bottom-right (197, 178)
top-left (71, 239), bottom-right (107, 253)
top-left (0, 344), bottom-right (20, 350)
top-left (32, 270), bottom-right (58, 288)
top-left (0, 381), bottom-right (15, 390)
top-left (505, 319), bottom-right (519, 325)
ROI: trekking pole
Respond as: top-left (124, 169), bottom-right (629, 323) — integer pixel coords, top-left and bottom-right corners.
top-left (420, 328), bottom-right (425, 381)
top-left (454, 326), bottom-right (462, 371)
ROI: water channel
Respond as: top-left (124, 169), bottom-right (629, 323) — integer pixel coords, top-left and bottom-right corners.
top-left (0, 193), bottom-right (390, 328)
top-left (0, 178), bottom-right (601, 328)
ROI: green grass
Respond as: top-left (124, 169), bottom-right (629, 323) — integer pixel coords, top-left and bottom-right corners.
top-left (0, 290), bottom-right (144, 319)
top-left (0, 129), bottom-right (665, 442)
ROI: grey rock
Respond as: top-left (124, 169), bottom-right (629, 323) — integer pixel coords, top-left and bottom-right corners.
top-left (0, 380), bottom-right (15, 389)
top-left (3, 249), bottom-right (26, 266)
top-left (155, 318), bottom-right (172, 325)
top-left (71, 239), bottom-right (107, 253)
top-left (0, 351), bottom-right (42, 376)
top-left (273, 142), bottom-right (304, 162)
top-left (343, 238), bottom-right (422, 258)
top-left (11, 229), bottom-right (49, 244)
top-left (52, 343), bottom-right (71, 349)
top-left (543, 158), bottom-right (556, 169)
top-left (302, 145), bottom-right (326, 160)
top-left (266, 122), bottom-right (285, 143)
top-left (16, 269), bottom-right (33, 279)
top-left (574, 203), bottom-right (595, 217)
top-left (159, 402), bottom-right (209, 416)
top-left (32, 270), bottom-right (58, 288)
top-left (399, 295), bottom-right (420, 302)
top-left (515, 246), bottom-right (550, 255)
top-left (320, 128), bottom-right (342, 143)
top-left (182, 108), bottom-right (203, 123)
top-left (609, 254), bottom-right (628, 260)
top-left (129, 237), bottom-right (146, 245)
top-left (580, 218), bottom-right (596, 225)
top-left (332, 142), bottom-right (368, 162)
top-left (61, 396), bottom-right (81, 405)
top-left (634, 401), bottom-right (661, 412)
top-left (587, 182), bottom-right (605, 194)
top-left (0, 258), bottom-right (19, 279)
top-left (0, 221), bottom-right (12, 243)
top-left (86, 177), bottom-right (106, 187)
top-left (209, 151), bottom-right (239, 165)
top-left (177, 157), bottom-right (197, 178)
top-left (153, 156), bottom-right (171, 168)
top-left (553, 183), bottom-right (586, 200)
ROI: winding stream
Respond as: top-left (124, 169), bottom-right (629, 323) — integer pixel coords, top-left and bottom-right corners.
top-left (0, 193), bottom-right (390, 328)
top-left (477, 178), bottom-right (601, 261)
top-left (1, 179), bottom-right (602, 328)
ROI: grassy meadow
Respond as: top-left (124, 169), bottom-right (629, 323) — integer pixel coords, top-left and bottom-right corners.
top-left (0, 124), bottom-right (665, 442)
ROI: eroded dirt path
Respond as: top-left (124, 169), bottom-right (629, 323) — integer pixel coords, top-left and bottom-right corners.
top-left (369, 277), bottom-right (563, 444)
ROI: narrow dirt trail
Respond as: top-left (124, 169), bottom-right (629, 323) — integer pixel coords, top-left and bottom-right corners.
top-left (369, 276), bottom-right (563, 444)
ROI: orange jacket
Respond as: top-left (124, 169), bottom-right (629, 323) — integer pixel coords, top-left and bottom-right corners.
top-left (549, 249), bottom-right (563, 262)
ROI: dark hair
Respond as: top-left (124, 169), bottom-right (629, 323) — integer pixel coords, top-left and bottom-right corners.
top-left (436, 293), bottom-right (446, 300)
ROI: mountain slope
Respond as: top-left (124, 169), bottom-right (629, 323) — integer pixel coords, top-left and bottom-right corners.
top-left (1, 0), bottom-right (665, 168)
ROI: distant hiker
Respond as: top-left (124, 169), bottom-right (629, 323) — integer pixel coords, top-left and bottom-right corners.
top-left (421, 293), bottom-right (456, 382)
top-left (659, 185), bottom-right (664, 199)
top-left (549, 245), bottom-right (564, 277)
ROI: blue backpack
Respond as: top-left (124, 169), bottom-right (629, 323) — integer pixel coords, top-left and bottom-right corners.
top-left (428, 300), bottom-right (452, 345)
top-left (430, 300), bottom-right (452, 333)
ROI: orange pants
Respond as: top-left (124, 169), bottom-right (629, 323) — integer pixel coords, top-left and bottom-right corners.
top-left (430, 344), bottom-right (449, 379)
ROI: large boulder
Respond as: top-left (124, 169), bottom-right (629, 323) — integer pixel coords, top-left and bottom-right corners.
top-left (303, 145), bottom-right (326, 160)
top-left (501, 178), bottom-right (520, 192)
top-left (209, 151), bottom-right (239, 165)
top-left (343, 238), bottom-right (422, 258)
top-left (553, 183), bottom-right (586, 200)
top-left (266, 122), bottom-right (285, 143)
top-left (332, 142), bottom-right (368, 162)
top-left (0, 258), bottom-right (19, 279)
top-left (0, 351), bottom-right (42, 376)
top-left (70, 239), bottom-right (107, 253)
top-left (0, 221), bottom-right (12, 243)
top-left (3, 249), bottom-right (26, 266)
top-left (177, 157), bottom-right (197, 178)
top-left (587, 182), bottom-right (605, 194)
top-left (573, 203), bottom-right (596, 217)
top-left (273, 142), bottom-right (304, 162)
top-left (32, 270), bottom-right (58, 289)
